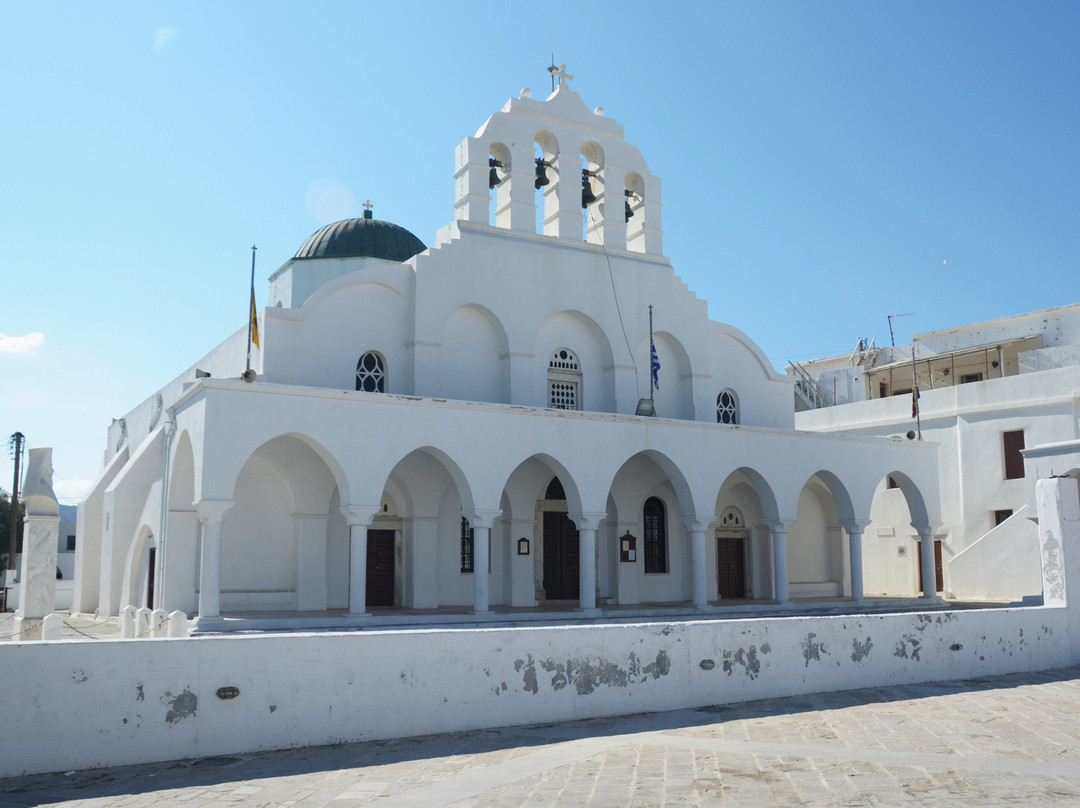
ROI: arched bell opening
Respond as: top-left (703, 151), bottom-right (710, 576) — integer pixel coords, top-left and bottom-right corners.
top-left (580, 140), bottom-right (604, 243)
top-left (488, 141), bottom-right (512, 229)
top-left (534, 130), bottom-right (558, 236)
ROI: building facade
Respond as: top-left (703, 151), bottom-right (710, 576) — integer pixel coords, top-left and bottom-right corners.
top-left (73, 79), bottom-right (940, 625)
top-left (791, 304), bottom-right (1080, 601)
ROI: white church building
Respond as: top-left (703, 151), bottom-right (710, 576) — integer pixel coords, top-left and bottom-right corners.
top-left (72, 76), bottom-right (942, 628)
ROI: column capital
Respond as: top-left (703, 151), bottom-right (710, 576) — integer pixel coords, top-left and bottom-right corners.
top-left (340, 504), bottom-right (382, 526)
top-left (840, 520), bottom-right (872, 535)
top-left (462, 509), bottom-right (503, 530)
top-left (195, 500), bottom-right (234, 524)
top-left (762, 518), bottom-right (797, 534)
top-left (910, 521), bottom-right (944, 538)
top-left (680, 515), bottom-right (714, 533)
top-left (568, 512), bottom-right (607, 531)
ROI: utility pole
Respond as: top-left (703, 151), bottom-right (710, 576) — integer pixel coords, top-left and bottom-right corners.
top-left (8, 432), bottom-right (23, 570)
top-left (5, 432), bottom-right (24, 611)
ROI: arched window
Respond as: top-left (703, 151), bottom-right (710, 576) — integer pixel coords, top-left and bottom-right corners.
top-left (716, 390), bottom-right (738, 424)
top-left (460, 516), bottom-right (474, 573)
top-left (643, 497), bottom-right (667, 574)
top-left (548, 348), bottom-right (581, 410)
top-left (356, 352), bottom-right (386, 392)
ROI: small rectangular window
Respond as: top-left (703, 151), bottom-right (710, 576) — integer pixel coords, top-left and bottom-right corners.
top-left (878, 382), bottom-right (888, 399)
top-left (960, 372), bottom-right (983, 384)
top-left (66, 535), bottom-right (76, 552)
top-left (1003, 430), bottom-right (1025, 480)
top-left (994, 509), bottom-right (1013, 526)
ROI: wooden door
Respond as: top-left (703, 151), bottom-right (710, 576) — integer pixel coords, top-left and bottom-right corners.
top-left (542, 512), bottom-right (579, 600)
top-left (366, 529), bottom-right (395, 607)
top-left (716, 536), bottom-right (745, 599)
top-left (916, 539), bottom-right (944, 593)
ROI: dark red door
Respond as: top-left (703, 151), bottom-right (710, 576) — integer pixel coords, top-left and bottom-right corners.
top-left (366, 529), bottom-right (395, 607)
top-left (543, 512), bottom-right (579, 600)
top-left (916, 540), bottom-right (944, 593)
top-left (716, 537), bottom-right (745, 599)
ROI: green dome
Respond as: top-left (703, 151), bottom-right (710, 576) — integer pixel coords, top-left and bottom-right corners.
top-left (294, 213), bottom-right (426, 262)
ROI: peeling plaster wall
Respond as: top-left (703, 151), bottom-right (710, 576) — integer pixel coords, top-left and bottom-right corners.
top-left (0, 605), bottom-right (1074, 779)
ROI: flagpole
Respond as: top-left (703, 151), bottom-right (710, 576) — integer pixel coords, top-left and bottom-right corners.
top-left (246, 245), bottom-right (257, 374)
top-left (648, 304), bottom-right (655, 404)
top-left (910, 338), bottom-right (922, 441)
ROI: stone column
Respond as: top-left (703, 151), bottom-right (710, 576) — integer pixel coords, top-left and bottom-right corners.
top-left (550, 153), bottom-right (584, 240)
top-left (841, 521), bottom-right (870, 601)
top-left (453, 137), bottom-right (490, 224)
top-left (1036, 476), bottom-right (1080, 609)
top-left (341, 505), bottom-right (380, 617)
top-left (765, 519), bottom-right (795, 603)
top-left (195, 500), bottom-right (233, 619)
top-left (681, 516), bottom-right (712, 608)
top-left (569, 512), bottom-right (606, 615)
top-left (463, 509), bottom-right (501, 614)
top-left (912, 522), bottom-right (943, 598)
top-left (503, 142), bottom-right (538, 232)
top-left (15, 448), bottom-right (61, 639)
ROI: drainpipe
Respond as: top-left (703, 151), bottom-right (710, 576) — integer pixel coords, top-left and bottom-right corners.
top-left (156, 409), bottom-right (176, 610)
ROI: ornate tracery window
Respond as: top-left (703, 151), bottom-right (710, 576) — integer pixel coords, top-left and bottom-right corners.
top-left (716, 389), bottom-right (738, 424)
top-left (643, 497), bottom-right (667, 574)
top-left (356, 351), bottom-right (386, 392)
top-left (548, 348), bottom-right (581, 410)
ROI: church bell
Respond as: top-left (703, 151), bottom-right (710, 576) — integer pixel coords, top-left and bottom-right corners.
top-left (488, 158), bottom-right (504, 190)
top-left (581, 170), bottom-right (598, 208)
top-left (624, 189), bottom-right (636, 222)
top-left (534, 158), bottom-right (551, 189)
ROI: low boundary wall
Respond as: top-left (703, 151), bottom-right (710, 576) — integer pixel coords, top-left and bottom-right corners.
top-left (2, 604), bottom-right (1074, 778)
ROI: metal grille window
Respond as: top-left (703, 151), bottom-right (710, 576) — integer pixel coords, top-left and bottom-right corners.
top-left (356, 351), bottom-right (386, 392)
top-left (460, 516), bottom-right (474, 573)
top-left (549, 381), bottom-right (577, 410)
top-left (716, 390), bottom-right (738, 424)
top-left (643, 497), bottom-right (667, 574)
top-left (548, 348), bottom-right (582, 410)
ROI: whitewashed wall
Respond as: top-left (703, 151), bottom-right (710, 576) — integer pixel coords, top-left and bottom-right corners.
top-left (1, 604), bottom-right (1073, 779)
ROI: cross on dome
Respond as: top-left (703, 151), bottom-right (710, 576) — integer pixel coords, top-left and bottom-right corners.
top-left (362, 200), bottom-right (373, 211)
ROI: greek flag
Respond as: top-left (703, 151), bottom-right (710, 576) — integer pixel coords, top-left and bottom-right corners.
top-left (650, 340), bottom-right (661, 390)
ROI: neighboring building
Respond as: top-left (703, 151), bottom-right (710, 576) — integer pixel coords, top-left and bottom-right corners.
top-left (73, 77), bottom-right (939, 626)
top-left (790, 304), bottom-right (1080, 602)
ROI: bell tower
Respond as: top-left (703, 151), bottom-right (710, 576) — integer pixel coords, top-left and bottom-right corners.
top-left (453, 67), bottom-right (664, 256)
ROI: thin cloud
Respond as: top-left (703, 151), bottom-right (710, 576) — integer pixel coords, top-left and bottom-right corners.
top-left (154, 26), bottom-right (181, 53)
top-left (0, 332), bottom-right (45, 354)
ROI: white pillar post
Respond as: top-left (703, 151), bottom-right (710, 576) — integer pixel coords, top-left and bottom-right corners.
top-left (842, 521), bottom-right (869, 601)
top-left (766, 520), bottom-right (794, 603)
top-left (569, 512), bottom-right (606, 615)
top-left (913, 522), bottom-right (942, 598)
top-left (463, 509), bottom-right (502, 615)
top-left (195, 500), bottom-right (233, 619)
top-left (341, 505), bottom-right (380, 617)
top-left (681, 516), bottom-right (711, 608)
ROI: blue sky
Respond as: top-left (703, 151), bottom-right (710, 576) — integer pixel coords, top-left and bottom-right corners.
top-left (2, 1), bottom-right (1078, 502)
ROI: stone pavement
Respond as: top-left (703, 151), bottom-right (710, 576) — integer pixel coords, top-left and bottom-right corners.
top-left (3, 667), bottom-right (1080, 807)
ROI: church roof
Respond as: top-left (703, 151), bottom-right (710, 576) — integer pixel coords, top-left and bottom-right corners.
top-left (293, 212), bottom-right (426, 262)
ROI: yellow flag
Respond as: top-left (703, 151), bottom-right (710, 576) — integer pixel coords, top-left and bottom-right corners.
top-left (249, 290), bottom-right (260, 349)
